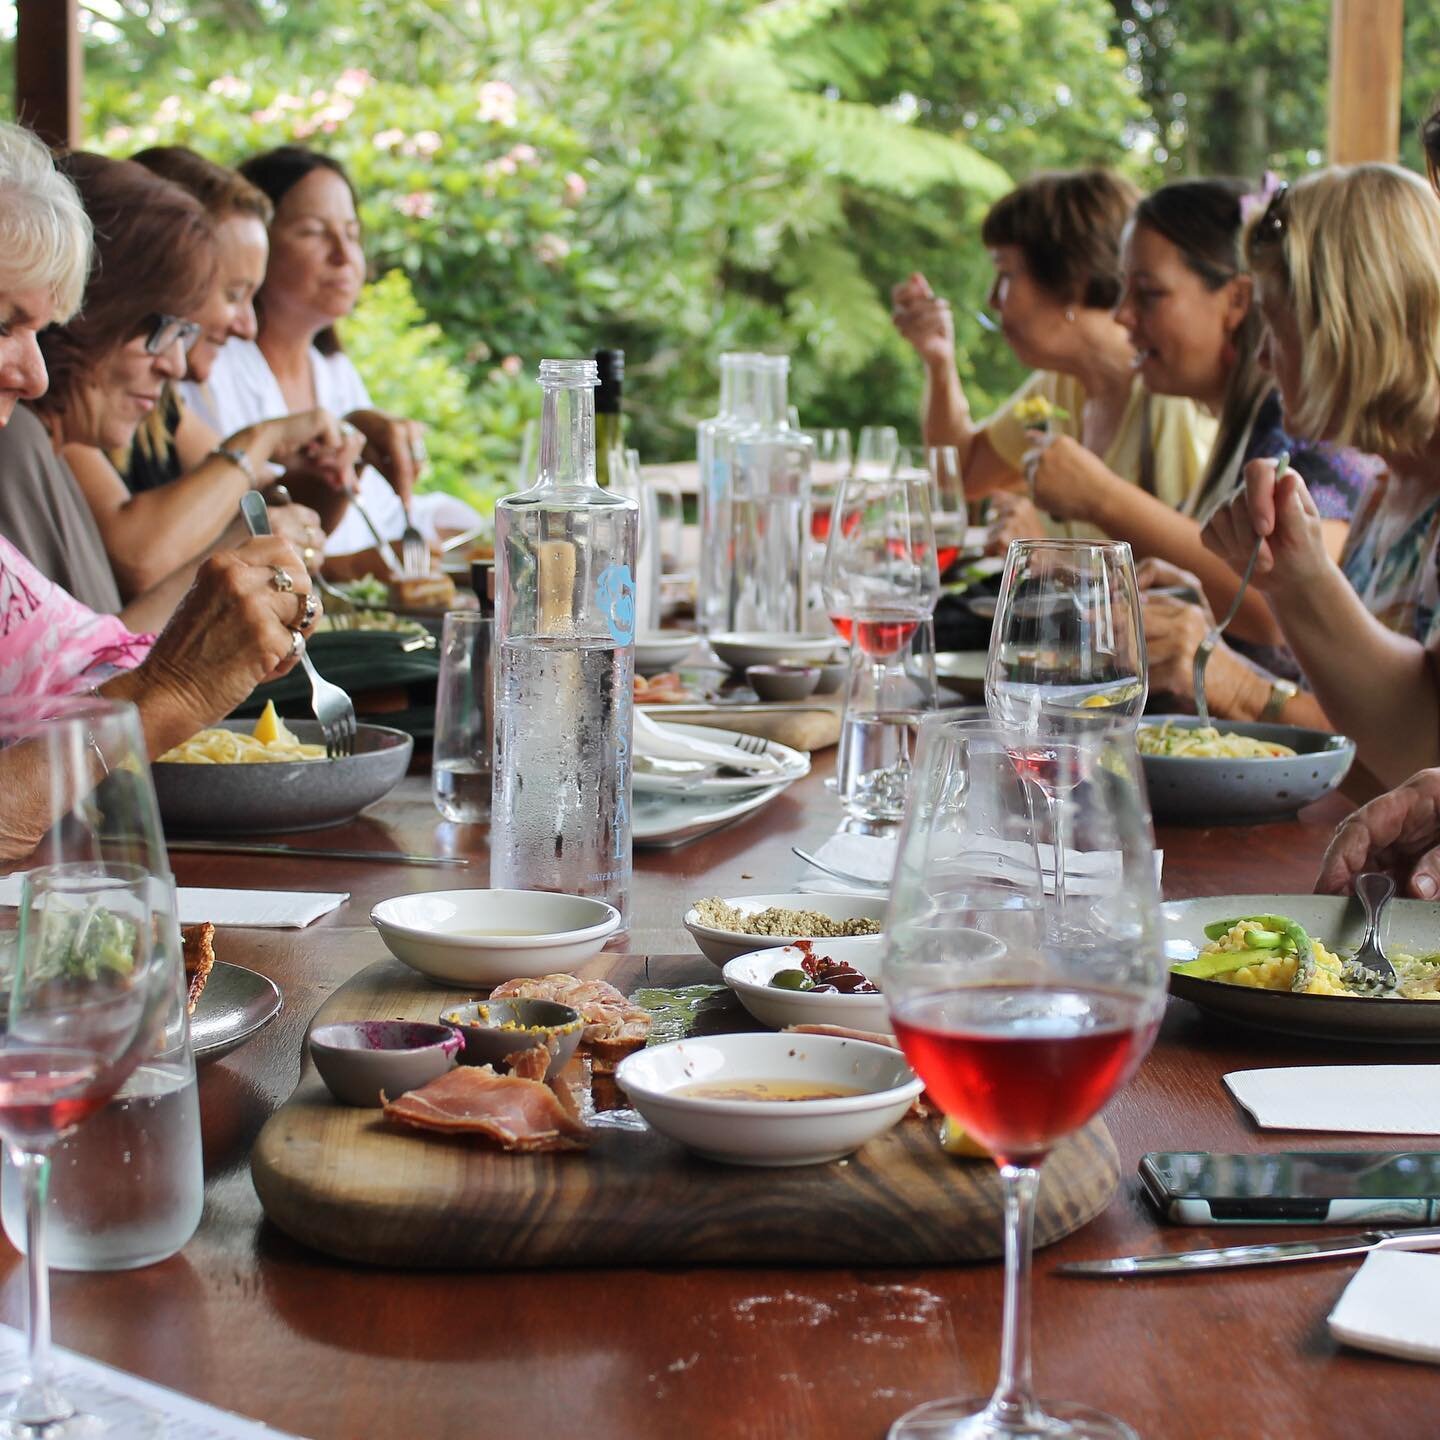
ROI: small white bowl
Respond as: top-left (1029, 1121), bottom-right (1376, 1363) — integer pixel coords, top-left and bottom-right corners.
top-left (615, 1032), bottom-right (921, 1166)
top-left (635, 630), bottom-right (698, 675)
top-left (723, 938), bottom-right (890, 1034)
top-left (708, 631), bottom-right (838, 673)
top-left (684, 892), bottom-right (887, 968)
top-left (370, 889), bottom-right (622, 986)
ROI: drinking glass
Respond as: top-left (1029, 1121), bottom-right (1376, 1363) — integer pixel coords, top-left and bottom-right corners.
top-left (856, 424), bottom-right (900, 477)
top-left (0, 697), bottom-right (183, 1438)
top-left (924, 445), bottom-right (964, 515)
top-left (433, 610), bottom-right (494, 825)
top-left (882, 717), bottom-right (1164, 1440)
top-left (805, 429), bottom-right (853, 544)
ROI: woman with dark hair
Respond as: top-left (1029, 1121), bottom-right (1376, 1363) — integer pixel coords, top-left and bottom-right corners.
top-left (187, 145), bottom-right (478, 559)
top-left (55, 145), bottom-right (342, 600)
top-left (892, 169), bottom-right (1216, 517)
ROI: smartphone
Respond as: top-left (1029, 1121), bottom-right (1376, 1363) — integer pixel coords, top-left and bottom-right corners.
top-left (1140, 1151), bottom-right (1440, 1225)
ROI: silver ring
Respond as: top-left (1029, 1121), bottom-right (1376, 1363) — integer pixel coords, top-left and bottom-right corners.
top-left (287, 627), bottom-right (305, 660)
top-left (409, 435), bottom-right (427, 463)
top-left (300, 591), bottom-right (320, 628)
top-left (271, 566), bottom-right (294, 594)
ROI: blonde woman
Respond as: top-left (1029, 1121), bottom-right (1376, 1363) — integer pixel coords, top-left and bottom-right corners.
top-left (1204, 165), bottom-right (1440, 788)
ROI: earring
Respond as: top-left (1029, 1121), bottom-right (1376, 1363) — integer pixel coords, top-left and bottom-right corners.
top-left (1064, 308), bottom-right (1076, 323)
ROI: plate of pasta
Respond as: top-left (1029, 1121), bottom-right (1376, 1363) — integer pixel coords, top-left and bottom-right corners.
top-left (152, 708), bottom-right (412, 835)
top-left (1164, 894), bottom-right (1440, 1043)
top-left (1137, 715), bottom-right (1353, 825)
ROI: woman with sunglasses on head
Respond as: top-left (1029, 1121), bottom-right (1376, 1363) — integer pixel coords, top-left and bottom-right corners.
top-left (0, 131), bottom-right (318, 757)
top-left (54, 147), bottom-right (345, 601)
top-left (1203, 165), bottom-right (1440, 788)
top-left (186, 145), bottom-right (478, 564)
top-left (892, 169), bottom-right (1217, 521)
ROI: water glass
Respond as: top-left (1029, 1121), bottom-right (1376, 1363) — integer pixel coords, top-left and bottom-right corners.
top-left (433, 611), bottom-right (494, 825)
top-left (856, 425), bottom-right (900, 477)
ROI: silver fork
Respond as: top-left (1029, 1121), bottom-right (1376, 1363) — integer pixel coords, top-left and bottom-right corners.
top-left (240, 494), bottom-right (358, 758)
top-left (730, 732), bottom-right (772, 757)
top-left (1348, 871), bottom-right (1399, 991)
top-left (344, 486), bottom-right (406, 576)
top-left (313, 573), bottom-right (360, 631)
top-left (1194, 450), bottom-right (1287, 727)
top-left (399, 502), bottom-right (429, 578)
top-left (791, 846), bottom-right (888, 892)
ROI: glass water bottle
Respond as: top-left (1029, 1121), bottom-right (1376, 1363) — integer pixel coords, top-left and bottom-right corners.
top-left (697, 353), bottom-right (758, 635)
top-left (491, 359), bottom-right (639, 922)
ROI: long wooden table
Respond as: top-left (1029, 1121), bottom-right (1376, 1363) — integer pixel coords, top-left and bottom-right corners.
top-left (6, 763), bottom-right (1435, 1440)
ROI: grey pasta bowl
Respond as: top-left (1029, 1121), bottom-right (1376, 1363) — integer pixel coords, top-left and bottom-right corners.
top-left (153, 720), bottom-right (413, 835)
top-left (1137, 715), bottom-right (1353, 825)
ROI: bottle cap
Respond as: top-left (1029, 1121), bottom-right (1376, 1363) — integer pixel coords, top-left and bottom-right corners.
top-left (595, 349), bottom-right (625, 413)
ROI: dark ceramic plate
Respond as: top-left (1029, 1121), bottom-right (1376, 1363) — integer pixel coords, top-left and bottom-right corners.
top-left (192, 961), bottom-right (282, 1062)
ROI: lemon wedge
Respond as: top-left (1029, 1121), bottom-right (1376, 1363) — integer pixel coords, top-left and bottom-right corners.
top-left (939, 1117), bottom-right (991, 1159)
top-left (252, 700), bottom-right (281, 745)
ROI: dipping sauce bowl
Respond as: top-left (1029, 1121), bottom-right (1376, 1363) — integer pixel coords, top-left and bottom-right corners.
top-left (309, 1020), bottom-right (462, 1107)
top-left (439, 998), bottom-right (584, 1079)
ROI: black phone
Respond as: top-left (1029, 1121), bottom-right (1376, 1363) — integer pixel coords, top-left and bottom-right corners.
top-left (1140, 1150), bottom-right (1440, 1225)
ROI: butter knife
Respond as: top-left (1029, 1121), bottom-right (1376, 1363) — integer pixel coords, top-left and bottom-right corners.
top-left (1057, 1226), bottom-right (1440, 1277)
top-left (165, 840), bottom-right (469, 867)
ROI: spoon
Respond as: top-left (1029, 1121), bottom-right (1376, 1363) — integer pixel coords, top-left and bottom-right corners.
top-left (1194, 451), bottom-right (1287, 727)
top-left (1348, 871), bottom-right (1399, 992)
top-left (791, 846), bottom-right (888, 892)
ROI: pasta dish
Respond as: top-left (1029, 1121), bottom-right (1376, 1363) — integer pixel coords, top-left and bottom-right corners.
top-left (158, 701), bottom-right (325, 765)
top-left (1137, 721), bottom-right (1295, 759)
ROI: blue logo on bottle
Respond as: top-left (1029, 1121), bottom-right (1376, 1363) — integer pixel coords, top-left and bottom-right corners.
top-left (596, 564), bottom-right (636, 645)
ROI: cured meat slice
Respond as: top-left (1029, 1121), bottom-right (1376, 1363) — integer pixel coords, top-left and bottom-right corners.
top-left (383, 1065), bottom-right (590, 1151)
top-left (491, 973), bottom-right (651, 1071)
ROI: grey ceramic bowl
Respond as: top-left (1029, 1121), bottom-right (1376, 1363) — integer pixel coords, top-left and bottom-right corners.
top-left (153, 720), bottom-right (413, 834)
top-left (746, 664), bottom-right (821, 702)
top-left (1138, 715), bottom-right (1354, 824)
top-left (309, 1020), bottom-right (462, 1107)
top-left (812, 660), bottom-right (848, 695)
top-left (438, 998), bottom-right (585, 1078)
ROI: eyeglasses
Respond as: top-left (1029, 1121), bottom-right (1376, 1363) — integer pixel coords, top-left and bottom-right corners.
top-left (142, 313), bottom-right (202, 356)
top-left (1251, 181), bottom-right (1290, 247)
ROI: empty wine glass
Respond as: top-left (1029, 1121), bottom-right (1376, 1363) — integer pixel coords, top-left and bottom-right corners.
top-left (856, 424), bottom-right (900, 477)
top-left (0, 697), bottom-right (184, 1438)
top-left (882, 716), bottom-right (1164, 1440)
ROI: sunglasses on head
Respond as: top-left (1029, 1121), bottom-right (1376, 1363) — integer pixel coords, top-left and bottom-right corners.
top-left (1251, 181), bottom-right (1290, 246)
top-left (142, 313), bottom-right (202, 356)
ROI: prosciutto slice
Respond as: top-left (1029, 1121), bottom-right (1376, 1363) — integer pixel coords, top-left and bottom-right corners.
top-left (382, 1065), bottom-right (590, 1151)
top-left (491, 973), bottom-right (651, 1070)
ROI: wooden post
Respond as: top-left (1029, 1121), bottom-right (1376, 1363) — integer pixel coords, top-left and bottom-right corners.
top-left (1328, 0), bottom-right (1404, 164)
top-left (15, 0), bottom-right (82, 150)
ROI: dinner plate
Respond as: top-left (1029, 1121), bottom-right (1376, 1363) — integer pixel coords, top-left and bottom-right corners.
top-left (934, 650), bottom-right (988, 700)
top-left (634, 725), bottom-right (810, 796)
top-left (1139, 715), bottom-right (1354, 824)
top-left (192, 961), bottom-right (282, 1063)
top-left (634, 780), bottom-right (793, 849)
top-left (153, 721), bottom-right (413, 835)
top-left (1164, 894), bottom-right (1440, 1043)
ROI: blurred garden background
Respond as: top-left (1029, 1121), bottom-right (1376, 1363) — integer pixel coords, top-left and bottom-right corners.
top-left (3, 0), bottom-right (1438, 511)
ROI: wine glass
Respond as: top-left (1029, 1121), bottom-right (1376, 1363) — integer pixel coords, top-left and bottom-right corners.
top-left (0, 697), bottom-right (185, 1439)
top-left (984, 540), bottom-right (1146, 916)
top-left (805, 429), bottom-right (853, 545)
top-left (882, 716), bottom-right (1165, 1440)
top-left (855, 424), bottom-right (900, 477)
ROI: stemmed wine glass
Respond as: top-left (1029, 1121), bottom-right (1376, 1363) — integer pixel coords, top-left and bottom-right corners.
top-left (0, 698), bottom-right (183, 1439)
top-left (855, 424), bottom-right (899, 477)
top-left (805, 429), bottom-right (853, 544)
top-left (882, 717), bottom-right (1165, 1439)
top-left (984, 540), bottom-right (1146, 914)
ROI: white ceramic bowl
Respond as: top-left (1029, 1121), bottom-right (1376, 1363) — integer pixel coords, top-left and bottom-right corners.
top-left (723, 938), bottom-right (890, 1033)
top-left (684, 892), bottom-right (887, 968)
top-left (615, 1032), bottom-right (921, 1166)
top-left (708, 631), bottom-right (838, 673)
top-left (635, 630), bottom-right (699, 675)
top-left (370, 889), bottom-right (622, 986)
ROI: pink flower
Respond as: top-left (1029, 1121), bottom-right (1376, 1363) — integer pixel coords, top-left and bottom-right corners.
top-left (500, 354), bottom-right (523, 376)
top-left (373, 128), bottom-right (406, 150)
top-left (103, 125), bottom-right (134, 147)
top-left (395, 191), bottom-right (436, 220)
top-left (507, 143), bottom-right (539, 166)
top-left (476, 80), bottom-right (518, 127)
top-left (207, 75), bottom-right (247, 100)
top-left (335, 69), bottom-right (374, 98)
top-left (534, 233), bottom-right (570, 266)
top-left (405, 130), bottom-right (443, 157)
top-left (562, 171), bottom-right (588, 206)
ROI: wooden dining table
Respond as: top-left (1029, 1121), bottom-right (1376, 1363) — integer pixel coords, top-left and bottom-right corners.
top-left (5, 758), bottom-right (1434, 1440)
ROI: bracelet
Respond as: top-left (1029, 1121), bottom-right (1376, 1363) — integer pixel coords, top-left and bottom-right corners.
top-left (212, 444), bottom-right (258, 487)
top-left (1259, 677), bottom-right (1298, 722)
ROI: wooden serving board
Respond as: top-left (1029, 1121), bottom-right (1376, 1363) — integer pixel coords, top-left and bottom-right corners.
top-left (252, 956), bottom-right (1120, 1269)
top-left (646, 704), bottom-right (842, 752)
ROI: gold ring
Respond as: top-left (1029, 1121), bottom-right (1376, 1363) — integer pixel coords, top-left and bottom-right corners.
top-left (271, 566), bottom-right (295, 594)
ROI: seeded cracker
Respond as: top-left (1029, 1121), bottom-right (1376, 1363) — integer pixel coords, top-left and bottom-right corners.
top-left (693, 898), bottom-right (881, 938)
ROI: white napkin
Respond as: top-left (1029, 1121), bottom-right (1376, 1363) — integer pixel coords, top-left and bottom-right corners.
top-left (632, 709), bottom-right (787, 776)
top-left (1329, 1250), bottom-right (1440, 1363)
top-left (1225, 1066), bottom-right (1440, 1135)
top-left (0, 874), bottom-right (346, 930)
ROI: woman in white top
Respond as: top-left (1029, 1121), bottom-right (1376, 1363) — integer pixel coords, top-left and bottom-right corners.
top-left (184, 145), bottom-right (477, 559)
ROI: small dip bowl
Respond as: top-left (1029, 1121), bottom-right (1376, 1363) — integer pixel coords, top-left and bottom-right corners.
top-left (615, 1032), bottom-right (921, 1167)
top-left (812, 660), bottom-right (848, 696)
top-left (723, 938), bottom-right (889, 1034)
top-left (684, 891), bottom-right (887, 968)
top-left (309, 1020), bottom-right (462, 1107)
top-left (439, 998), bottom-right (584, 1079)
top-left (746, 664), bottom-right (821, 703)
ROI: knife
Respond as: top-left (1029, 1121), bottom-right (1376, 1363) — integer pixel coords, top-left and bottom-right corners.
top-left (165, 840), bottom-right (469, 867)
top-left (1056, 1226), bottom-right (1440, 1277)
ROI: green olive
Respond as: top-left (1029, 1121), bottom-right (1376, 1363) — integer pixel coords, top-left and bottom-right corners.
top-left (770, 968), bottom-right (812, 991)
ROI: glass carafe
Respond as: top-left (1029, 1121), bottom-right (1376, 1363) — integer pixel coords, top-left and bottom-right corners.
top-left (697, 353), bottom-right (759, 635)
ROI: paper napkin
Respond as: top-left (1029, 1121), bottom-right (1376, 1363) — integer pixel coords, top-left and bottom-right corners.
top-left (633, 709), bottom-right (787, 776)
top-left (1329, 1250), bottom-right (1440, 1363)
top-left (0, 874), bottom-right (346, 930)
top-left (1225, 1066), bottom-right (1440, 1135)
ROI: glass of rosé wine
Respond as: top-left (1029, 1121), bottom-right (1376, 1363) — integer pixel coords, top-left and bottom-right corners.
top-left (881, 717), bottom-right (1163, 1440)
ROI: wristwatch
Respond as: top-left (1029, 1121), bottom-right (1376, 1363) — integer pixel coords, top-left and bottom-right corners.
top-left (1259, 677), bottom-right (1298, 721)
top-left (212, 443), bottom-right (257, 487)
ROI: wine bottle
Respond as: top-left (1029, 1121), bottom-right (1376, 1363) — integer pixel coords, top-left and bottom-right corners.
top-left (594, 348), bottom-right (624, 487)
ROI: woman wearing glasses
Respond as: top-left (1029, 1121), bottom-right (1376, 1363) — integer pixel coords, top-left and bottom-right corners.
top-left (0, 131), bottom-right (318, 736)
top-left (1204, 165), bottom-right (1440, 788)
top-left (54, 148), bottom-right (345, 603)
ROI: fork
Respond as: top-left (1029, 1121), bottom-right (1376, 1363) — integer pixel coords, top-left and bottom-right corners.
top-left (1347, 871), bottom-right (1399, 992)
top-left (730, 732), bottom-right (773, 757)
top-left (399, 502), bottom-right (429, 578)
top-left (343, 485), bottom-right (406, 576)
top-left (313, 573), bottom-right (361, 631)
top-left (1194, 451), bottom-right (1287, 727)
top-left (240, 494), bottom-right (358, 758)
top-left (790, 846), bottom-right (888, 892)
